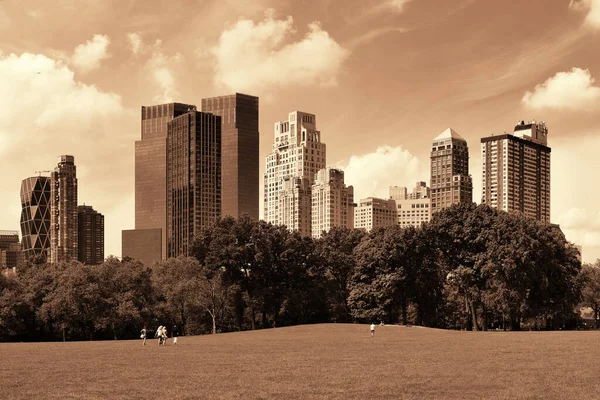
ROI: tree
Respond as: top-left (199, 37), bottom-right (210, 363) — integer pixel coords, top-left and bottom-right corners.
top-left (0, 273), bottom-right (27, 340)
top-left (152, 257), bottom-right (204, 335)
top-left (198, 268), bottom-right (237, 334)
top-left (579, 262), bottom-right (600, 328)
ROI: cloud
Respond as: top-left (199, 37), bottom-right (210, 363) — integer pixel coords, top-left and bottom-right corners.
top-left (146, 40), bottom-right (183, 103)
top-left (522, 68), bottom-right (600, 110)
top-left (337, 145), bottom-right (425, 201)
top-left (570, 0), bottom-right (600, 28)
top-left (71, 34), bottom-right (111, 73)
top-left (0, 51), bottom-right (135, 260)
top-left (347, 27), bottom-right (408, 48)
top-left (126, 33), bottom-right (144, 55)
top-left (378, 0), bottom-right (414, 13)
top-left (557, 208), bottom-right (600, 249)
top-left (211, 10), bottom-right (350, 92)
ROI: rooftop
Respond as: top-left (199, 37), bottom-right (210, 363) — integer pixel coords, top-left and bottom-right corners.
top-left (433, 128), bottom-right (466, 142)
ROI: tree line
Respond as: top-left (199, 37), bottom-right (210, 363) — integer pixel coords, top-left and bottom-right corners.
top-left (1, 203), bottom-right (599, 341)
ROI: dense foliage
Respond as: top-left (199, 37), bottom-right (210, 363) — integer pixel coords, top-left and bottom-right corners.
top-left (0, 204), bottom-right (593, 341)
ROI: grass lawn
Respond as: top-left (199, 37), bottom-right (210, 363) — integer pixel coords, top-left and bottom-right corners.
top-left (1, 324), bottom-right (599, 399)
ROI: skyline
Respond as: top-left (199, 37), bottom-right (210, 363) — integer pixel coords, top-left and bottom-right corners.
top-left (1, 1), bottom-right (600, 261)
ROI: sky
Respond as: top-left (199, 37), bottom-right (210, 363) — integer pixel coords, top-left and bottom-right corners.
top-left (1, 0), bottom-right (600, 262)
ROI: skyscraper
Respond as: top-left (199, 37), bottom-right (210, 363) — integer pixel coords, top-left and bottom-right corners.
top-left (20, 176), bottom-right (51, 260)
top-left (50, 155), bottom-right (78, 263)
top-left (78, 205), bottom-right (104, 265)
top-left (481, 120), bottom-right (551, 222)
top-left (166, 110), bottom-right (221, 257)
top-left (0, 231), bottom-right (24, 272)
top-left (134, 102), bottom-right (196, 260)
top-left (354, 197), bottom-right (397, 231)
top-left (201, 93), bottom-right (259, 220)
top-left (279, 176), bottom-right (312, 237)
top-left (430, 128), bottom-right (473, 213)
top-left (311, 168), bottom-right (354, 238)
top-left (264, 111), bottom-right (326, 234)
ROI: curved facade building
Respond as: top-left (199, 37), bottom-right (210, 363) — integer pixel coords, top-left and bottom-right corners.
top-left (20, 176), bottom-right (52, 260)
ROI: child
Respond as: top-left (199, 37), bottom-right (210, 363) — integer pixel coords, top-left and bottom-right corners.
top-left (370, 323), bottom-right (375, 337)
top-left (140, 327), bottom-right (147, 346)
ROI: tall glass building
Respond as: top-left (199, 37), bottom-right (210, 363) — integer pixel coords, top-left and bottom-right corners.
top-left (20, 176), bottom-right (52, 260)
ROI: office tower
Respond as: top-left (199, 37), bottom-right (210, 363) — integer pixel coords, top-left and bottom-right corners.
top-left (77, 205), bottom-right (104, 265)
top-left (201, 93), bottom-right (259, 220)
top-left (264, 112), bottom-right (326, 233)
top-left (311, 168), bottom-right (355, 238)
top-left (166, 111), bottom-right (221, 257)
top-left (354, 197), bottom-right (397, 231)
top-left (20, 176), bottom-right (51, 260)
top-left (481, 120), bottom-right (551, 222)
top-left (279, 177), bottom-right (312, 237)
top-left (430, 128), bottom-right (473, 213)
top-left (132, 102), bottom-right (196, 261)
top-left (0, 231), bottom-right (24, 272)
top-left (390, 183), bottom-right (432, 228)
top-left (50, 155), bottom-right (78, 263)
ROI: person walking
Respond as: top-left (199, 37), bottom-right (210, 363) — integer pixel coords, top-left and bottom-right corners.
top-left (172, 325), bottom-right (178, 346)
top-left (156, 326), bottom-right (163, 346)
top-left (370, 323), bottom-right (375, 337)
top-left (140, 327), bottom-right (147, 346)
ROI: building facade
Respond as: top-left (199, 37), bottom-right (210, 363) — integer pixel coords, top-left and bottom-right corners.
top-left (201, 93), bottom-right (259, 220)
top-left (430, 128), bottom-right (473, 213)
top-left (354, 197), bottom-right (397, 231)
top-left (311, 168), bottom-right (354, 238)
top-left (0, 231), bottom-right (24, 272)
top-left (264, 112), bottom-right (326, 233)
top-left (50, 155), bottom-right (78, 263)
top-left (390, 183), bottom-right (432, 228)
top-left (135, 102), bottom-right (195, 260)
top-left (20, 176), bottom-right (51, 261)
top-left (122, 229), bottom-right (162, 267)
top-left (279, 176), bottom-right (312, 237)
top-left (77, 205), bottom-right (104, 265)
top-left (481, 120), bottom-right (551, 222)
top-left (166, 111), bottom-right (221, 257)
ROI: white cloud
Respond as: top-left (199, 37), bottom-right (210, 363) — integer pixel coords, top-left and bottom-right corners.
top-left (211, 10), bottom-right (349, 92)
top-left (380, 0), bottom-right (414, 13)
top-left (0, 51), bottom-right (135, 260)
top-left (126, 33), bottom-right (144, 55)
top-left (570, 0), bottom-right (600, 29)
top-left (522, 68), bottom-right (600, 110)
top-left (337, 145), bottom-right (425, 201)
top-left (71, 34), bottom-right (111, 73)
top-left (146, 40), bottom-right (183, 102)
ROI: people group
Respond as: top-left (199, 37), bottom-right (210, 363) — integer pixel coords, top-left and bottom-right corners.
top-left (140, 325), bottom-right (178, 346)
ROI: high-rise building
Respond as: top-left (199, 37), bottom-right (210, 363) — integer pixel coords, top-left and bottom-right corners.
top-left (311, 168), bottom-right (355, 238)
top-left (201, 93), bottom-right (259, 220)
top-left (430, 128), bottom-right (472, 213)
top-left (279, 176), bottom-right (312, 237)
top-left (354, 197), bottom-right (397, 231)
top-left (481, 120), bottom-right (551, 222)
top-left (50, 155), bottom-right (78, 263)
top-left (264, 112), bottom-right (326, 233)
top-left (166, 111), bottom-right (221, 257)
top-left (134, 102), bottom-right (196, 261)
top-left (0, 231), bottom-right (24, 273)
top-left (77, 205), bottom-right (104, 265)
top-left (390, 183), bottom-right (432, 228)
top-left (20, 176), bottom-right (51, 261)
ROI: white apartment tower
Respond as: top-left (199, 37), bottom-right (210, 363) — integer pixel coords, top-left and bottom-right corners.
top-left (481, 120), bottom-right (550, 222)
top-left (311, 168), bottom-right (355, 238)
top-left (354, 197), bottom-right (397, 231)
top-left (264, 112), bottom-right (326, 235)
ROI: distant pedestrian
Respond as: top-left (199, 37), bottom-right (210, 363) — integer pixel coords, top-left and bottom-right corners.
top-left (140, 327), bottom-right (147, 346)
top-left (370, 323), bottom-right (375, 337)
top-left (161, 326), bottom-right (168, 345)
top-left (156, 325), bottom-right (163, 345)
top-left (172, 325), bottom-right (178, 346)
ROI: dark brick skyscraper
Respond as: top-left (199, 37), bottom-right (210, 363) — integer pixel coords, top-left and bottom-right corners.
top-left (201, 93), bottom-right (259, 220)
top-left (50, 155), bottom-right (78, 263)
top-left (78, 205), bottom-right (104, 265)
top-left (166, 111), bottom-right (221, 257)
top-left (135, 102), bottom-right (195, 259)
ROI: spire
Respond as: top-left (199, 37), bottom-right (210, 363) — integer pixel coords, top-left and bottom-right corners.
top-left (434, 128), bottom-right (465, 141)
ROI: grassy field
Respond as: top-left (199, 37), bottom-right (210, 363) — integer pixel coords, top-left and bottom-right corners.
top-left (1, 324), bottom-right (599, 399)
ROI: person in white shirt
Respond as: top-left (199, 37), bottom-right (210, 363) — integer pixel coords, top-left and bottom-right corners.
top-left (370, 323), bottom-right (375, 336)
